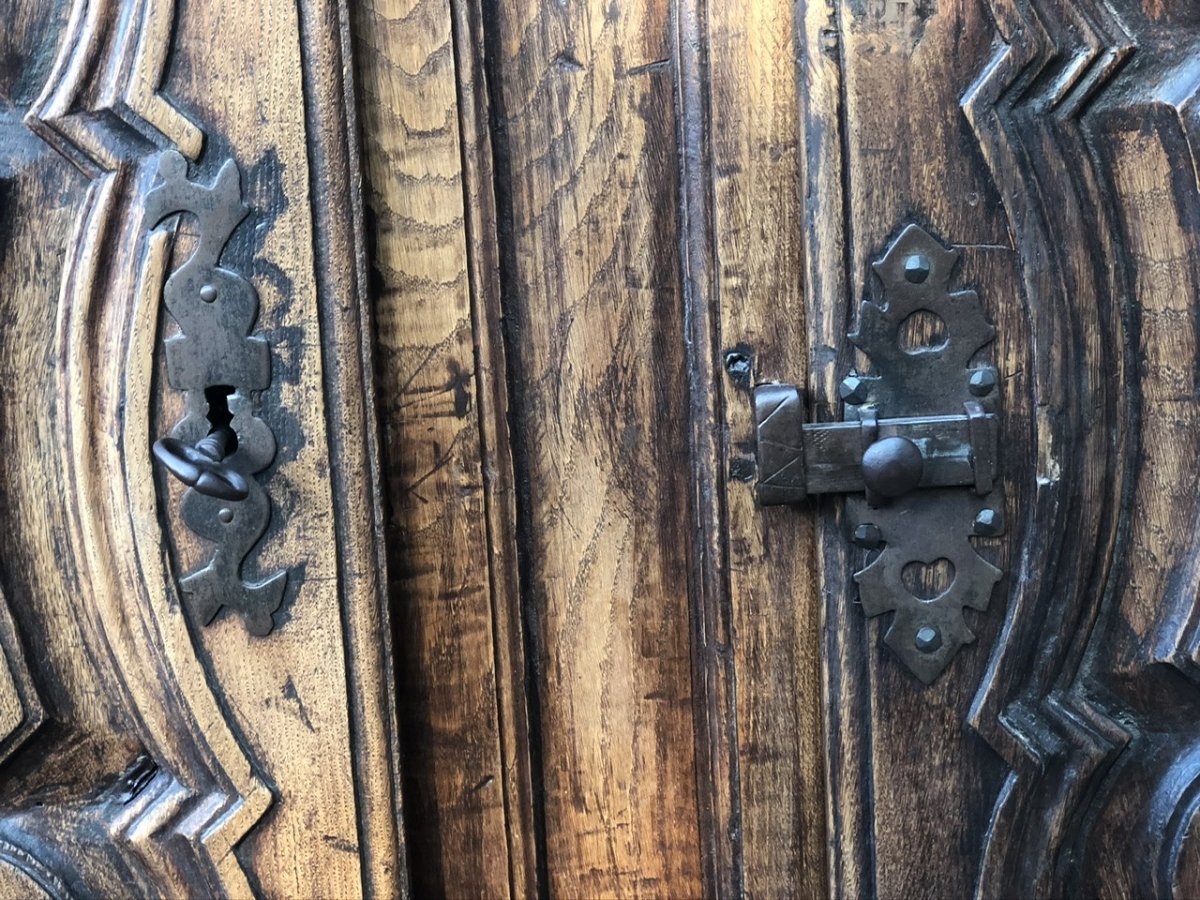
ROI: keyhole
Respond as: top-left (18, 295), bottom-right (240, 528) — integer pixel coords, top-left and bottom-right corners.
top-left (898, 310), bottom-right (948, 354)
top-left (901, 558), bottom-right (955, 600)
top-left (205, 384), bottom-right (238, 453)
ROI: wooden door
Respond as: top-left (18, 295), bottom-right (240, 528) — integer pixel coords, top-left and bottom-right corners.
top-left (376, 0), bottom-right (1200, 897)
top-left (6, 0), bottom-right (1200, 896)
top-left (0, 0), bottom-right (404, 896)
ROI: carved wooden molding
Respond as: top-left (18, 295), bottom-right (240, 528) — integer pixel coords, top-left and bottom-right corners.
top-left (961, 1), bottom-right (1140, 893)
top-left (19, 0), bottom-right (271, 893)
top-left (0, 597), bottom-right (43, 768)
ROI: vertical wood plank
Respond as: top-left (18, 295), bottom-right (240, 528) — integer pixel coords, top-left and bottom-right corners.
top-left (350, 0), bottom-right (530, 894)
top-left (824, 0), bottom-right (1023, 892)
top-left (484, 0), bottom-right (704, 893)
top-left (708, 0), bottom-right (829, 894)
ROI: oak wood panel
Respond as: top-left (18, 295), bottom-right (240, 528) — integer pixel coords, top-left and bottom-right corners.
top-left (350, 0), bottom-right (534, 894)
top-left (0, 0), bottom-right (407, 893)
top-left (484, 0), bottom-right (704, 893)
top-left (1065, 11), bottom-right (1200, 894)
top-left (708, 0), bottom-right (828, 894)
top-left (804, 0), bottom-right (1200, 894)
top-left (353, 0), bottom-right (509, 891)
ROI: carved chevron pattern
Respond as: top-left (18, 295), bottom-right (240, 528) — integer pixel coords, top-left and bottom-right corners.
top-left (25, 0), bottom-right (202, 173)
top-left (18, 0), bottom-right (272, 894)
top-left (958, 1), bottom-right (1200, 896)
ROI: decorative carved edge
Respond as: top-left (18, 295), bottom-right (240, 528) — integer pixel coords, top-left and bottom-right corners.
top-left (23, 0), bottom-right (274, 892)
top-left (962, 0), bottom-right (1141, 893)
top-left (25, 0), bottom-right (202, 175)
top-left (56, 168), bottom-right (272, 896)
top-left (0, 593), bottom-right (44, 767)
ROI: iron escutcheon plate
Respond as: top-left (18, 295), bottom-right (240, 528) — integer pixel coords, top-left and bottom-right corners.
top-left (146, 150), bottom-right (289, 636)
top-left (844, 223), bottom-right (1004, 684)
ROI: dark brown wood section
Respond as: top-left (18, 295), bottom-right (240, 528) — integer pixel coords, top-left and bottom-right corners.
top-left (807, 0), bottom-right (1200, 896)
top-left (361, 0), bottom-right (829, 894)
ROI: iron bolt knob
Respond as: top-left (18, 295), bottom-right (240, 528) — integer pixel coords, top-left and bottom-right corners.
top-left (153, 428), bottom-right (249, 502)
top-left (969, 367), bottom-right (998, 397)
top-left (861, 436), bottom-right (924, 499)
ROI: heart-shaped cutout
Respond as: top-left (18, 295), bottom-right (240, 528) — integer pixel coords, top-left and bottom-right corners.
top-left (901, 558), bottom-right (955, 601)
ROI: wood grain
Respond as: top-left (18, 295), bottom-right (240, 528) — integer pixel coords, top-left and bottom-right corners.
top-left (708, 0), bottom-right (828, 894)
top-left (350, 0), bottom-right (533, 894)
top-left (805, 0), bottom-right (1200, 895)
top-left (0, 0), bottom-right (407, 894)
top-left (483, 0), bottom-right (704, 893)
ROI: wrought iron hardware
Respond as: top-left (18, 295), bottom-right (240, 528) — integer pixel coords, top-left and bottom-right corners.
top-left (153, 429), bottom-right (249, 502)
top-left (146, 150), bottom-right (289, 637)
top-left (753, 223), bottom-right (1005, 684)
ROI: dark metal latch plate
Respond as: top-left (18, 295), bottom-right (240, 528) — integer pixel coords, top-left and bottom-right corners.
top-left (753, 223), bottom-right (1005, 684)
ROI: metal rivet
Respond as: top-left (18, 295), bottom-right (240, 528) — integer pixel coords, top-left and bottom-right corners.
top-left (218, 508), bottom-right (234, 524)
top-left (969, 367), bottom-right (998, 397)
top-left (862, 436), bottom-right (924, 499)
top-left (725, 351), bottom-right (751, 380)
top-left (915, 625), bottom-right (942, 652)
top-left (973, 508), bottom-right (1001, 536)
top-left (852, 523), bottom-right (882, 549)
top-left (199, 284), bottom-right (218, 302)
top-left (839, 374), bottom-right (869, 405)
top-left (904, 254), bottom-right (931, 284)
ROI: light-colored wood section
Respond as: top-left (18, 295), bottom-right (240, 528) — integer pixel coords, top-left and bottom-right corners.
top-left (708, 0), bottom-right (828, 893)
top-left (351, 0), bottom-right (531, 894)
top-left (1109, 123), bottom-right (1200, 648)
top-left (488, 0), bottom-right (703, 894)
top-left (161, 0), bottom-right (367, 893)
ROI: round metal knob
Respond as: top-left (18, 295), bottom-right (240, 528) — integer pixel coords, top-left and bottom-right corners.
top-left (861, 436), bottom-right (923, 499)
top-left (153, 434), bottom-right (249, 501)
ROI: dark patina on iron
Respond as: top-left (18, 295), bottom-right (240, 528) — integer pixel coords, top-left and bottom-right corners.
top-left (146, 149), bottom-right (289, 636)
top-left (752, 223), bottom-right (1005, 684)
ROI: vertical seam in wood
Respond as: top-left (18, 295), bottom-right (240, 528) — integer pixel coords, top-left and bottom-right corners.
top-left (793, 0), bottom-right (872, 894)
top-left (294, 0), bottom-right (408, 893)
top-left (447, 1), bottom-right (539, 896)
top-left (674, 0), bottom-right (744, 894)
top-left (334, 0), bottom-right (411, 891)
top-left (829, 0), bottom-right (879, 885)
top-left (473, 2), bottom-right (551, 896)
top-left (832, 0), bottom-right (880, 885)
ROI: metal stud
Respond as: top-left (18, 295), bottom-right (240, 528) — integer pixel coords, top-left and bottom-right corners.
top-left (904, 254), bottom-right (931, 284)
top-left (914, 625), bottom-right (942, 653)
top-left (853, 523), bottom-right (883, 549)
top-left (973, 508), bottom-right (1001, 536)
top-left (969, 367), bottom-right (998, 397)
top-left (839, 374), bottom-right (870, 405)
